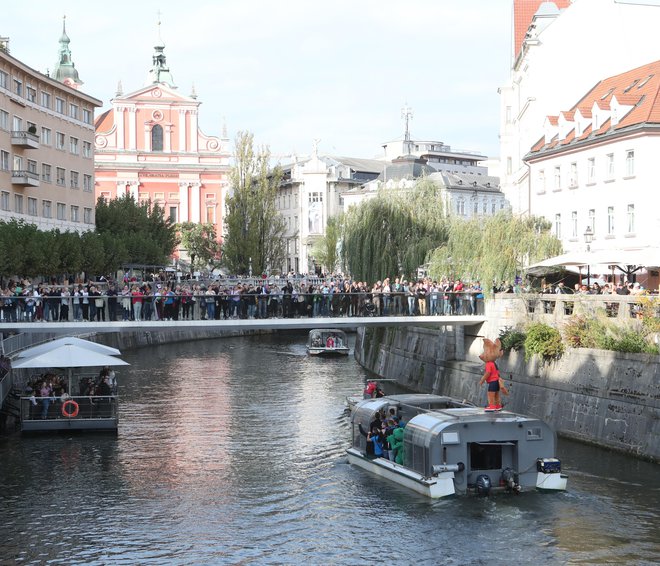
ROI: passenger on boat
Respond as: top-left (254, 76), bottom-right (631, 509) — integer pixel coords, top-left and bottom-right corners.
top-left (326, 336), bottom-right (335, 348)
top-left (39, 380), bottom-right (52, 419)
top-left (387, 422), bottom-right (405, 464)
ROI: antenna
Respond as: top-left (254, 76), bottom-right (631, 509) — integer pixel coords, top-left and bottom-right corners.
top-left (401, 103), bottom-right (413, 154)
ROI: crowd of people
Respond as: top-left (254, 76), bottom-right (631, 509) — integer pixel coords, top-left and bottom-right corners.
top-left (0, 275), bottom-right (487, 322)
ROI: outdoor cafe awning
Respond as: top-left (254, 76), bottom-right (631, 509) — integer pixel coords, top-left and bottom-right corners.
top-left (527, 247), bottom-right (660, 276)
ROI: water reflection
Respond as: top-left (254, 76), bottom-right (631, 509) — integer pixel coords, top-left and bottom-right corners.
top-left (0, 332), bottom-right (658, 565)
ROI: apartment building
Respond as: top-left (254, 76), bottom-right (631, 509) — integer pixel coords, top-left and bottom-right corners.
top-left (0, 34), bottom-right (101, 232)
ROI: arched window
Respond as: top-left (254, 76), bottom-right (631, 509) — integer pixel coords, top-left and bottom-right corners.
top-left (151, 124), bottom-right (163, 151)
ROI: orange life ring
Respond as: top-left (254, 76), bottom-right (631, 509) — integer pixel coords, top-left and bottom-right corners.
top-left (61, 399), bottom-right (79, 418)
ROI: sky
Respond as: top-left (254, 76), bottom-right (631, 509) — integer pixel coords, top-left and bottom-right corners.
top-left (3, 0), bottom-right (513, 161)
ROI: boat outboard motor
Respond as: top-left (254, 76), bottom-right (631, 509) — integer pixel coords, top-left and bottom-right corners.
top-left (475, 474), bottom-right (492, 496)
top-left (501, 467), bottom-right (521, 493)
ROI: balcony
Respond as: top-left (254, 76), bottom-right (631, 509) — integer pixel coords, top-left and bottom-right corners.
top-left (11, 170), bottom-right (40, 187)
top-left (11, 130), bottom-right (39, 149)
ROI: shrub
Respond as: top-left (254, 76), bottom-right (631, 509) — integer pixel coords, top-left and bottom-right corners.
top-left (499, 326), bottom-right (526, 352)
top-left (524, 322), bottom-right (564, 363)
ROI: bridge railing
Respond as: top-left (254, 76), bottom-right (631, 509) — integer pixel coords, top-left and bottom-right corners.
top-left (0, 291), bottom-right (486, 322)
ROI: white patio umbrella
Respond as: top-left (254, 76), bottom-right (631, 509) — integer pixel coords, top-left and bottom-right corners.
top-left (16, 337), bottom-right (121, 359)
top-left (11, 345), bottom-right (129, 369)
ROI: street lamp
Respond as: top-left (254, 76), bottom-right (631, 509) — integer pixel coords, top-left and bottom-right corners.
top-left (584, 226), bottom-right (594, 286)
top-left (249, 257), bottom-right (252, 278)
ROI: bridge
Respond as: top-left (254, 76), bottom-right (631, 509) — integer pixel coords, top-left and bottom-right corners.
top-left (0, 315), bottom-right (486, 334)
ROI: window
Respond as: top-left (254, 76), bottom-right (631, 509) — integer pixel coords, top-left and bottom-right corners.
top-left (69, 137), bottom-right (79, 154)
top-left (571, 211), bottom-right (578, 238)
top-left (42, 200), bottom-right (52, 218)
top-left (607, 206), bottom-right (615, 235)
top-left (56, 167), bottom-right (65, 186)
top-left (71, 205), bottom-right (79, 222)
top-left (588, 209), bottom-right (595, 235)
top-left (56, 132), bottom-right (65, 150)
top-left (82, 108), bottom-right (92, 124)
top-left (606, 153), bottom-right (614, 179)
top-left (538, 170), bottom-right (545, 193)
top-left (506, 157), bottom-right (512, 175)
top-left (505, 106), bottom-right (512, 123)
top-left (627, 204), bottom-right (635, 233)
top-left (83, 174), bottom-right (93, 191)
top-left (0, 109), bottom-right (8, 130)
top-left (570, 162), bottom-right (578, 187)
top-left (57, 203), bottom-right (66, 220)
top-left (587, 157), bottom-right (595, 183)
top-left (482, 200), bottom-right (487, 214)
top-left (0, 70), bottom-right (7, 89)
top-left (12, 115), bottom-right (22, 131)
top-left (13, 78), bottom-right (22, 97)
top-left (27, 159), bottom-right (37, 174)
top-left (56, 97), bottom-right (65, 114)
top-left (13, 155), bottom-right (22, 171)
top-left (206, 205), bottom-right (215, 224)
top-left (625, 150), bottom-right (635, 177)
top-left (27, 197), bottom-right (37, 216)
top-left (41, 127), bottom-right (51, 145)
top-left (0, 150), bottom-right (8, 171)
top-left (82, 141), bottom-right (92, 158)
top-left (151, 124), bottom-right (163, 151)
top-left (14, 194), bottom-right (23, 214)
top-left (69, 103), bottom-right (78, 120)
top-left (554, 213), bottom-right (561, 239)
top-left (154, 192), bottom-right (164, 201)
top-left (26, 86), bottom-right (36, 102)
top-left (169, 206), bottom-right (177, 223)
top-left (553, 166), bottom-right (561, 190)
top-left (41, 91), bottom-right (51, 109)
top-left (41, 163), bottom-right (52, 182)
top-left (456, 198), bottom-right (465, 216)
top-left (1, 191), bottom-right (9, 211)
top-left (83, 208), bottom-right (92, 224)
top-left (473, 200), bottom-right (478, 215)
top-left (70, 171), bottom-right (79, 189)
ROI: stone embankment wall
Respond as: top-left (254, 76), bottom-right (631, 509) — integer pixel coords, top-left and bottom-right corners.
top-left (355, 298), bottom-right (659, 462)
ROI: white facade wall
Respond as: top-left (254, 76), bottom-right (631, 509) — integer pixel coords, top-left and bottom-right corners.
top-left (529, 134), bottom-right (660, 252)
top-left (500, 0), bottom-right (660, 214)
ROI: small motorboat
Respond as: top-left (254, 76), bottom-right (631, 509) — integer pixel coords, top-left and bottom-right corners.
top-left (307, 329), bottom-right (350, 356)
top-left (347, 394), bottom-right (568, 498)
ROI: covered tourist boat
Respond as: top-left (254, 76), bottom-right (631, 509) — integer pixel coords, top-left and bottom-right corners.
top-left (347, 394), bottom-right (568, 498)
top-left (11, 337), bottom-right (129, 433)
top-left (307, 329), bottom-right (350, 356)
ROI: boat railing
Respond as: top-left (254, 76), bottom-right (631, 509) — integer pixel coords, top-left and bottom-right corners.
top-left (20, 394), bottom-right (118, 422)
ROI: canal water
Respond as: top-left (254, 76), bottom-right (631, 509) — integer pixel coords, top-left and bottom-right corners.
top-left (0, 333), bottom-right (658, 565)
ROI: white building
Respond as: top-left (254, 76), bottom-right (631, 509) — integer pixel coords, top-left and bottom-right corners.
top-left (500, 0), bottom-right (660, 215)
top-left (524, 60), bottom-right (660, 286)
top-left (277, 147), bottom-right (384, 274)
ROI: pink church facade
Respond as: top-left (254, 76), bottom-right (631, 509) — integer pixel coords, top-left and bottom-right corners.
top-left (94, 38), bottom-right (230, 262)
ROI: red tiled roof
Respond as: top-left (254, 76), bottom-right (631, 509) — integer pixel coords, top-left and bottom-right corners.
top-left (95, 109), bottom-right (114, 132)
top-left (531, 135), bottom-right (546, 152)
top-left (560, 129), bottom-right (575, 145)
top-left (547, 115), bottom-right (558, 126)
top-left (513, 0), bottom-right (571, 59)
top-left (530, 60), bottom-right (660, 155)
top-left (560, 110), bottom-right (575, 121)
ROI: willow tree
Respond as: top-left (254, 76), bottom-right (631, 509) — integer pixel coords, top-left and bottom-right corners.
top-left (311, 214), bottom-right (343, 274)
top-left (428, 212), bottom-right (561, 289)
top-left (341, 178), bottom-right (447, 282)
top-left (222, 131), bottom-right (287, 275)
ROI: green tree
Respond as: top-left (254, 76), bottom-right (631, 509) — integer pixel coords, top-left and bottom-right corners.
top-left (95, 194), bottom-right (178, 266)
top-left (222, 131), bottom-right (287, 275)
top-left (341, 178), bottom-right (447, 282)
top-left (311, 214), bottom-right (342, 274)
top-left (177, 222), bottom-right (221, 274)
top-left (428, 212), bottom-right (561, 289)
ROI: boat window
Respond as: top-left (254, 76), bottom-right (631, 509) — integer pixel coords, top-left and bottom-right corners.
top-left (470, 443), bottom-right (502, 470)
top-left (526, 427), bottom-right (542, 440)
top-left (442, 432), bottom-right (460, 444)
